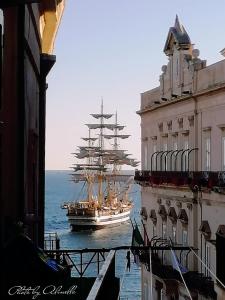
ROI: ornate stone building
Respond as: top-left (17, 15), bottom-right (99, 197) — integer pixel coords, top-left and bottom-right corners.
top-left (135, 16), bottom-right (225, 299)
top-left (0, 0), bottom-right (65, 250)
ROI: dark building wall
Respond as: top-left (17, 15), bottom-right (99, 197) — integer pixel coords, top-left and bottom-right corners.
top-left (0, 3), bottom-right (49, 249)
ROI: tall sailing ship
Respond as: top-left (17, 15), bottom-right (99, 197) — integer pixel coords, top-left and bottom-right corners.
top-left (65, 102), bottom-right (139, 231)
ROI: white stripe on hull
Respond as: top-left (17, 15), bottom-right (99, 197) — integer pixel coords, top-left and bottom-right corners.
top-left (68, 210), bottom-right (131, 229)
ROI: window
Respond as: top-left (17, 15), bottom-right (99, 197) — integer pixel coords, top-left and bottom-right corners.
top-left (162, 223), bottom-right (167, 239)
top-left (182, 229), bottom-right (188, 246)
top-left (160, 288), bottom-right (163, 300)
top-left (143, 282), bottom-right (148, 300)
top-left (163, 142), bottom-right (168, 151)
top-left (205, 243), bottom-right (210, 277)
top-left (172, 140), bottom-right (178, 171)
top-left (153, 224), bottom-right (156, 237)
top-left (0, 10), bottom-right (3, 27)
top-left (152, 143), bottom-right (157, 171)
top-left (172, 226), bottom-right (177, 244)
top-left (202, 130), bottom-right (211, 171)
top-left (182, 229), bottom-right (188, 267)
top-left (222, 136), bottom-right (225, 171)
top-left (174, 141), bottom-right (178, 151)
top-left (205, 137), bottom-right (211, 171)
top-left (184, 139), bottom-right (189, 171)
top-left (163, 142), bottom-right (168, 171)
top-left (144, 144), bottom-right (148, 170)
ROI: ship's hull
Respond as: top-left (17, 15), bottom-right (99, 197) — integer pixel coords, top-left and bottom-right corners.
top-left (68, 209), bottom-right (131, 231)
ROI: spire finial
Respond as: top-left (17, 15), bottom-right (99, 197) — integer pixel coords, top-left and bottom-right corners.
top-left (101, 97), bottom-right (103, 114)
top-left (174, 14), bottom-right (183, 32)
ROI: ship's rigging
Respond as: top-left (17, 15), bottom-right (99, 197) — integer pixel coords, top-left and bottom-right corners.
top-left (65, 102), bottom-right (139, 231)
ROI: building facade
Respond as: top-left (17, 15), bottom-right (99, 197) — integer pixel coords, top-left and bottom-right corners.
top-left (136, 17), bottom-right (225, 299)
top-left (0, 0), bottom-right (65, 250)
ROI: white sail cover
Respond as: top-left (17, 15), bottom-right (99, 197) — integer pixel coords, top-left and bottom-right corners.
top-left (72, 173), bottom-right (132, 182)
top-left (103, 134), bottom-right (130, 139)
top-left (86, 124), bottom-right (118, 130)
top-left (81, 137), bottom-right (98, 141)
top-left (103, 149), bottom-right (127, 154)
top-left (91, 114), bottom-right (113, 119)
top-left (115, 125), bottom-right (125, 131)
top-left (73, 166), bottom-right (107, 172)
top-left (78, 146), bottom-right (100, 150)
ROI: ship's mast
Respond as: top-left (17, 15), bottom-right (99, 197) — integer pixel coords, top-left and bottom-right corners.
top-left (87, 128), bottom-right (92, 202)
top-left (71, 102), bottom-right (139, 206)
top-left (98, 99), bottom-right (104, 206)
top-left (113, 111), bottom-right (119, 173)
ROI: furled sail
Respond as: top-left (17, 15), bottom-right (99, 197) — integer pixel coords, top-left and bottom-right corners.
top-left (78, 146), bottom-right (101, 150)
top-left (86, 124), bottom-right (118, 130)
top-left (91, 114), bottom-right (113, 119)
top-left (81, 137), bottom-right (98, 141)
top-left (103, 134), bottom-right (130, 139)
top-left (71, 102), bottom-right (139, 182)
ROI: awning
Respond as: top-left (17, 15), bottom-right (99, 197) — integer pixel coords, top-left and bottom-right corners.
top-left (178, 209), bottom-right (188, 224)
top-left (158, 205), bottom-right (167, 221)
top-left (199, 221), bottom-right (211, 239)
top-left (140, 207), bottom-right (148, 220)
top-left (149, 209), bottom-right (157, 223)
top-left (217, 225), bottom-right (225, 237)
top-left (168, 207), bottom-right (178, 223)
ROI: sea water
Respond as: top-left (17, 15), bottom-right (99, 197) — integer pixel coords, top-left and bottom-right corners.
top-left (45, 170), bottom-right (141, 299)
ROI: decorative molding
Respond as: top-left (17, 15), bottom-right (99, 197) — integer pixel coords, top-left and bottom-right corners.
top-left (168, 207), bottom-right (178, 224)
top-left (177, 117), bottom-right (183, 129)
top-left (158, 205), bottom-right (167, 221)
top-left (199, 220), bottom-right (211, 240)
top-left (142, 137), bottom-right (148, 142)
top-left (158, 122), bottom-right (163, 132)
top-left (167, 120), bottom-right (172, 131)
top-left (166, 199), bottom-right (171, 206)
top-left (217, 224), bottom-right (225, 237)
top-left (202, 126), bottom-right (211, 132)
top-left (178, 209), bottom-right (188, 224)
top-left (157, 198), bottom-right (162, 204)
top-left (41, 0), bottom-right (66, 54)
top-left (187, 203), bottom-right (192, 210)
top-left (171, 132), bottom-right (178, 137)
top-left (140, 207), bottom-right (148, 220)
top-left (151, 136), bottom-right (157, 140)
top-left (217, 124), bottom-right (225, 130)
top-left (188, 115), bottom-right (194, 127)
top-left (176, 201), bottom-right (182, 208)
top-left (181, 130), bottom-right (189, 135)
top-left (150, 209), bottom-right (157, 224)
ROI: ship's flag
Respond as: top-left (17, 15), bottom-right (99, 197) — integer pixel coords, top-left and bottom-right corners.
top-left (131, 225), bottom-right (144, 266)
top-left (170, 249), bottom-right (188, 274)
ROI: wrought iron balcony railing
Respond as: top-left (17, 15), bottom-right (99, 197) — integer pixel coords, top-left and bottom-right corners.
top-left (134, 245), bottom-right (216, 299)
top-left (134, 170), bottom-right (225, 190)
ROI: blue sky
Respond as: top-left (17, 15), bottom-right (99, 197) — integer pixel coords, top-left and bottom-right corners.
top-left (45, 0), bottom-right (225, 170)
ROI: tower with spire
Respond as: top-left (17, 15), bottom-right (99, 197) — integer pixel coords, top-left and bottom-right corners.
top-left (160, 15), bottom-right (206, 101)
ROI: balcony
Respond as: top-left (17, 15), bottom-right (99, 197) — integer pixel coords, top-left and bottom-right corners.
top-left (133, 241), bottom-right (216, 299)
top-left (45, 249), bottom-right (120, 300)
top-left (135, 170), bottom-right (225, 191)
top-left (3, 232), bottom-right (120, 300)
